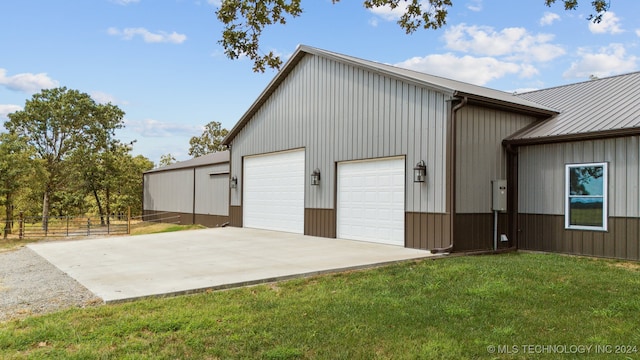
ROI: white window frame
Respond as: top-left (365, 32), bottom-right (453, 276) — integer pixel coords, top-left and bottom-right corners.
top-left (565, 162), bottom-right (608, 231)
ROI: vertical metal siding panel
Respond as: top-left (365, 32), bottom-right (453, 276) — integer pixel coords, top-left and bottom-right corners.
top-left (143, 174), bottom-right (152, 210)
top-left (194, 167), bottom-right (229, 216)
top-left (384, 78), bottom-right (402, 154)
top-left (615, 137), bottom-right (627, 217)
top-left (630, 137), bottom-right (640, 217)
top-left (435, 92), bottom-right (447, 213)
top-left (374, 75), bottom-right (381, 158)
top-left (457, 106), bottom-right (536, 213)
top-left (151, 169), bottom-right (194, 213)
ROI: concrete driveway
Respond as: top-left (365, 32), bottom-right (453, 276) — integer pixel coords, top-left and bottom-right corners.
top-left (28, 227), bottom-right (439, 303)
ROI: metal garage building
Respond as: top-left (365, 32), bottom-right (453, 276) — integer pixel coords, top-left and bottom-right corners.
top-left (143, 151), bottom-right (230, 227)
top-left (220, 45), bottom-right (640, 261)
top-left (222, 45), bottom-right (556, 252)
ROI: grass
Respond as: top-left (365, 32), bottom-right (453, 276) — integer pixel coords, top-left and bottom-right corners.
top-left (1, 253), bottom-right (639, 359)
top-left (129, 223), bottom-right (206, 235)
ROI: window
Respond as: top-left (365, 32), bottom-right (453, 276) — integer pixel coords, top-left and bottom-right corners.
top-left (565, 162), bottom-right (608, 231)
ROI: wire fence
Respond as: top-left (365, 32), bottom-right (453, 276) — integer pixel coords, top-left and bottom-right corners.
top-left (1, 210), bottom-right (183, 240)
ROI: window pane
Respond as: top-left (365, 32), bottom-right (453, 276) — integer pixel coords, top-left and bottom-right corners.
top-left (569, 198), bottom-right (603, 227)
top-left (569, 166), bottom-right (604, 195)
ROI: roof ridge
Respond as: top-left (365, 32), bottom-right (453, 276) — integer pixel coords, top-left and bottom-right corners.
top-left (517, 71), bottom-right (640, 95)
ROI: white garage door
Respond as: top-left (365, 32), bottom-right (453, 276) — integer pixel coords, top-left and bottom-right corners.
top-left (337, 157), bottom-right (405, 246)
top-left (243, 149), bottom-right (305, 234)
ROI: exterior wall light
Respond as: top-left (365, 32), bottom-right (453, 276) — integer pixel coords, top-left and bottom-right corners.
top-left (414, 160), bottom-right (426, 183)
top-left (230, 175), bottom-right (238, 189)
top-left (311, 168), bottom-right (321, 186)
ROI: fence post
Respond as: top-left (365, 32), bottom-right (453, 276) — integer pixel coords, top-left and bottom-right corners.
top-left (87, 218), bottom-right (91, 236)
top-left (66, 215), bottom-right (70, 237)
top-left (127, 207), bottom-right (131, 235)
top-left (19, 212), bottom-right (24, 240)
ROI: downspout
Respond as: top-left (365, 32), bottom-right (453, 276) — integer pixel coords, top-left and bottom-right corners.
top-left (504, 142), bottom-right (519, 250)
top-left (432, 96), bottom-right (467, 254)
top-left (192, 168), bottom-right (196, 225)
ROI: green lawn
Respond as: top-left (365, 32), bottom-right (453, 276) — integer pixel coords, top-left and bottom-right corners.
top-left (1, 253), bottom-right (639, 359)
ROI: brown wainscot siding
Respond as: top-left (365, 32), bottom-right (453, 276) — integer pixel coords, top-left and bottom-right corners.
top-left (405, 212), bottom-right (452, 250)
top-left (143, 210), bottom-right (193, 225)
top-left (454, 213), bottom-right (509, 251)
top-left (193, 214), bottom-right (230, 228)
top-left (518, 214), bottom-right (640, 261)
top-left (229, 205), bottom-right (243, 227)
top-left (304, 208), bottom-right (336, 238)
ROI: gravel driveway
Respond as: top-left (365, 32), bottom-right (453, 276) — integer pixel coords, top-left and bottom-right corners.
top-left (0, 247), bottom-right (101, 322)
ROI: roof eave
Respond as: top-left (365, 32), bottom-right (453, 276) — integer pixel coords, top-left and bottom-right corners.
top-left (503, 127), bottom-right (640, 147)
top-left (456, 91), bottom-right (559, 118)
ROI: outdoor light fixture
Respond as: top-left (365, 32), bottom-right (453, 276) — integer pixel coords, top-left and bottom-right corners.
top-left (311, 168), bottom-right (321, 186)
top-left (414, 160), bottom-right (426, 183)
top-left (230, 176), bottom-right (238, 189)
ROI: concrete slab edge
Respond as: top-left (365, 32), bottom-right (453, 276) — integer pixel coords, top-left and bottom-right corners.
top-left (104, 254), bottom-right (446, 304)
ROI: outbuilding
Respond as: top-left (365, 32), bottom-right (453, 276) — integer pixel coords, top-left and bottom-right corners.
top-left (143, 151), bottom-right (230, 227)
top-left (222, 45), bottom-right (558, 252)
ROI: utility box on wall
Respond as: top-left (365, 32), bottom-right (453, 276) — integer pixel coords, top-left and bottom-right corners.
top-left (492, 180), bottom-right (507, 212)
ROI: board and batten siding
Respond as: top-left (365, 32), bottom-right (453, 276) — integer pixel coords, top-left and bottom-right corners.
top-left (194, 164), bottom-right (229, 216)
top-left (143, 169), bottom-right (194, 213)
top-left (229, 53), bottom-right (449, 215)
top-left (518, 136), bottom-right (640, 260)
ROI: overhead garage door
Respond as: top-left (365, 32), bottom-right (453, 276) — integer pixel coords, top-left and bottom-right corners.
top-left (337, 157), bottom-right (405, 246)
top-left (243, 149), bottom-right (305, 234)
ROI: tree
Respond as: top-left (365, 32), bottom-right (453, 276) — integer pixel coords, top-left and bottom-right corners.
top-left (159, 153), bottom-right (177, 167)
top-left (5, 87), bottom-right (125, 229)
top-left (188, 121), bottom-right (229, 157)
top-left (216, 0), bottom-right (611, 72)
top-left (0, 133), bottom-right (37, 236)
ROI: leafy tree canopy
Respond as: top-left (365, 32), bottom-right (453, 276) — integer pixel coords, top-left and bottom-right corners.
top-left (188, 121), bottom-right (229, 157)
top-left (216, 0), bottom-right (611, 72)
top-left (159, 153), bottom-right (177, 167)
top-left (5, 87), bottom-right (125, 222)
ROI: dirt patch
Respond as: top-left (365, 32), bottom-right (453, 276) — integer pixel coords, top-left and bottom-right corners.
top-left (610, 261), bottom-right (640, 271)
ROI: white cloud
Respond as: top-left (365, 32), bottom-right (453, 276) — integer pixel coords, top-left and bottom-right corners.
top-left (91, 91), bottom-right (128, 105)
top-left (394, 53), bottom-right (537, 86)
top-left (635, 29), bottom-right (640, 37)
top-left (111, 0), bottom-right (140, 5)
top-left (539, 12), bottom-right (560, 26)
top-left (467, 0), bottom-right (482, 12)
top-left (0, 104), bottom-right (22, 120)
top-left (207, 0), bottom-right (222, 6)
top-left (0, 68), bottom-right (59, 93)
top-left (107, 27), bottom-right (187, 44)
top-left (367, 1), bottom-right (408, 21)
top-left (443, 24), bottom-right (565, 62)
top-left (125, 118), bottom-right (201, 138)
top-left (588, 12), bottom-right (623, 34)
top-left (563, 43), bottom-right (637, 79)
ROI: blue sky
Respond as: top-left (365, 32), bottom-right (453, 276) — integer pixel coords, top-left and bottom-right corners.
top-left (1, 0), bottom-right (638, 164)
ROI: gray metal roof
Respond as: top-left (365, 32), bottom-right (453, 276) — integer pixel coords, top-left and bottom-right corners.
top-left (145, 150), bottom-right (229, 174)
top-left (510, 71), bottom-right (640, 142)
top-left (223, 45), bottom-right (557, 145)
